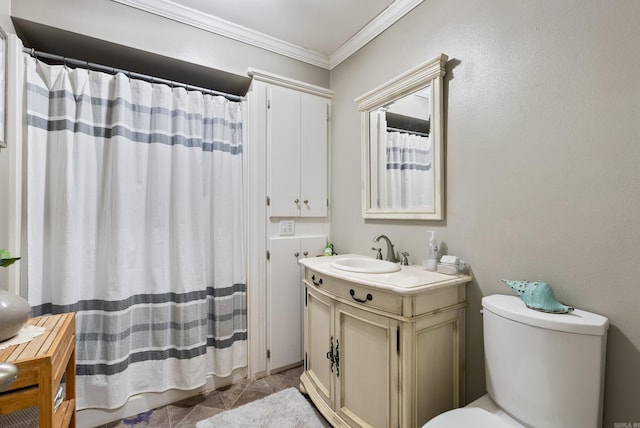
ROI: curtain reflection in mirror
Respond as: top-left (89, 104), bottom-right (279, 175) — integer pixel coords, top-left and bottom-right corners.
top-left (384, 129), bottom-right (432, 209)
top-left (371, 110), bottom-right (433, 210)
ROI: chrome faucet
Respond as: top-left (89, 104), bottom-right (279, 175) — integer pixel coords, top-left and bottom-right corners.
top-left (373, 234), bottom-right (398, 263)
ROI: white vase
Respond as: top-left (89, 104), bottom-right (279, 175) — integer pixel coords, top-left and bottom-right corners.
top-left (0, 290), bottom-right (31, 342)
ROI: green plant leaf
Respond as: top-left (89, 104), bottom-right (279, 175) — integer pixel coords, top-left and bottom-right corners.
top-left (0, 249), bottom-right (21, 268)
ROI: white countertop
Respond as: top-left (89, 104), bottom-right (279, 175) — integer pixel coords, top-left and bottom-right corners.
top-left (299, 254), bottom-right (472, 295)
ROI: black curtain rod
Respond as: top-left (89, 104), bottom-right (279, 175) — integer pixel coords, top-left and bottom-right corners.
top-left (23, 47), bottom-right (244, 102)
top-left (387, 127), bottom-right (430, 137)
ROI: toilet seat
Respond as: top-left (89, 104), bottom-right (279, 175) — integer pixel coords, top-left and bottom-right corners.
top-left (424, 408), bottom-right (514, 427)
top-left (422, 395), bottom-right (524, 428)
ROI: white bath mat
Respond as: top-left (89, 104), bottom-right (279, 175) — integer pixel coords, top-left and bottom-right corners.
top-left (195, 387), bottom-right (329, 428)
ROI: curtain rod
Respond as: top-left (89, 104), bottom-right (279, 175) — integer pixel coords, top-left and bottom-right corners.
top-left (387, 126), bottom-right (430, 137)
top-left (22, 47), bottom-right (245, 102)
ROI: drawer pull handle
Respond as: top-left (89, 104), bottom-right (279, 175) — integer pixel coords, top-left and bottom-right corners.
top-left (350, 289), bottom-right (373, 303)
top-left (311, 275), bottom-right (323, 287)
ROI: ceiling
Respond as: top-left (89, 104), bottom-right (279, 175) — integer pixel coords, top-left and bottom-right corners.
top-left (112, 0), bottom-right (424, 69)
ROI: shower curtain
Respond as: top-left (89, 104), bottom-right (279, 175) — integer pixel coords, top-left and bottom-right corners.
top-left (24, 55), bottom-right (247, 410)
top-left (383, 130), bottom-right (432, 209)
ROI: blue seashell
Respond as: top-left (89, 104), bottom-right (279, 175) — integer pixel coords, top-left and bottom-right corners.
top-left (501, 279), bottom-right (575, 314)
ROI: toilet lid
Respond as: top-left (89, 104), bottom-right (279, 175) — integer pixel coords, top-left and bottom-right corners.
top-left (423, 407), bottom-right (518, 428)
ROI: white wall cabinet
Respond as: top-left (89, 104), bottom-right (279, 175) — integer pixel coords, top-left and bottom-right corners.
top-left (300, 258), bottom-right (470, 428)
top-left (268, 85), bottom-right (329, 218)
top-left (268, 236), bottom-right (326, 371)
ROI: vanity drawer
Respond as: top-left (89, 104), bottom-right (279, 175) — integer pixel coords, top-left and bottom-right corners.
top-left (305, 269), bottom-right (402, 315)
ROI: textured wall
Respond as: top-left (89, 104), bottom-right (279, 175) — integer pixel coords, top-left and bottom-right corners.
top-left (329, 1), bottom-right (640, 425)
top-left (2, 0), bottom-right (639, 424)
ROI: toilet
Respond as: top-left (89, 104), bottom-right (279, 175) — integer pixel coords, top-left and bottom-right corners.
top-left (424, 294), bottom-right (608, 428)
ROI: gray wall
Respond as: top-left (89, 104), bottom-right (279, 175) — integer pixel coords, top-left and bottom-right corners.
top-left (0, 0), bottom-right (14, 287)
top-left (1, 0), bottom-right (638, 425)
top-left (329, 0), bottom-right (640, 425)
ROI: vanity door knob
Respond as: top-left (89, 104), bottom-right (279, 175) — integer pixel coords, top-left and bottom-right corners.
top-left (327, 336), bottom-right (335, 372)
top-left (335, 339), bottom-right (340, 377)
top-left (304, 199), bottom-right (309, 204)
top-left (303, 251), bottom-right (309, 256)
top-left (294, 198), bottom-right (300, 204)
top-left (294, 252), bottom-right (299, 258)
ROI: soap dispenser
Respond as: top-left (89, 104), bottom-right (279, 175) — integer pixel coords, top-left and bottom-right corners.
top-left (424, 231), bottom-right (438, 271)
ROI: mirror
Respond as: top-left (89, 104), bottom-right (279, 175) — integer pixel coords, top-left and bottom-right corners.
top-left (356, 54), bottom-right (447, 220)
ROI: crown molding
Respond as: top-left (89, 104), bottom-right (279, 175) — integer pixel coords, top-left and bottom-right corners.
top-left (112, 0), bottom-right (330, 68)
top-left (329, 0), bottom-right (423, 69)
top-left (112, 0), bottom-right (422, 70)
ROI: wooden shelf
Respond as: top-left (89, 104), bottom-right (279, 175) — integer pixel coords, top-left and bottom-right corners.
top-left (54, 398), bottom-right (76, 427)
top-left (0, 313), bottom-right (76, 427)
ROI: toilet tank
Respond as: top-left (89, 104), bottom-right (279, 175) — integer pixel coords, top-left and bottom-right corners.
top-left (482, 294), bottom-right (608, 428)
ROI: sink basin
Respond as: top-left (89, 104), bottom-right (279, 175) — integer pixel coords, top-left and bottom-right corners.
top-left (330, 257), bottom-right (401, 274)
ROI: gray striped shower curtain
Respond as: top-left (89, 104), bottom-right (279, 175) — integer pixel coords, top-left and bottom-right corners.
top-left (23, 55), bottom-right (247, 410)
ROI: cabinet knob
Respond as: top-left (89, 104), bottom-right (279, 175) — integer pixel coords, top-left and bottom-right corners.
top-left (303, 199), bottom-right (309, 204)
top-left (303, 251), bottom-right (309, 256)
top-left (294, 198), bottom-right (300, 204)
top-left (294, 252), bottom-right (299, 258)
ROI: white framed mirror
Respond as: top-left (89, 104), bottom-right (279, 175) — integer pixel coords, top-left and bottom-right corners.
top-left (356, 53), bottom-right (447, 220)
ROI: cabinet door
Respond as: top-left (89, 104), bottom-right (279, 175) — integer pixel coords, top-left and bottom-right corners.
top-left (336, 303), bottom-right (399, 428)
top-left (268, 237), bottom-right (303, 370)
top-left (268, 86), bottom-right (301, 217)
top-left (414, 311), bottom-right (463, 425)
top-left (300, 94), bottom-right (328, 217)
top-left (268, 86), bottom-right (329, 218)
top-left (304, 286), bottom-right (334, 409)
top-left (269, 236), bottom-right (326, 371)
top-left (299, 236), bottom-right (327, 260)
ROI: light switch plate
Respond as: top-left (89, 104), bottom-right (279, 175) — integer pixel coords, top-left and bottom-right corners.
top-left (279, 220), bottom-right (295, 236)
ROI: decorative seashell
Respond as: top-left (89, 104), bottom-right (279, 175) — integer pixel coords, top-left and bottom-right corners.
top-left (501, 279), bottom-right (575, 314)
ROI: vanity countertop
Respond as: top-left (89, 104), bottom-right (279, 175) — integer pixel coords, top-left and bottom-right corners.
top-left (299, 254), bottom-right (472, 295)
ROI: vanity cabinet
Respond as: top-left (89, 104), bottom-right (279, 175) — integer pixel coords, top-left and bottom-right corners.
top-left (300, 256), bottom-right (470, 428)
top-left (306, 287), bottom-right (400, 427)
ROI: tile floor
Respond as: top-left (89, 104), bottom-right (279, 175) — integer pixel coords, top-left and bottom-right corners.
top-left (100, 365), bottom-right (314, 428)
